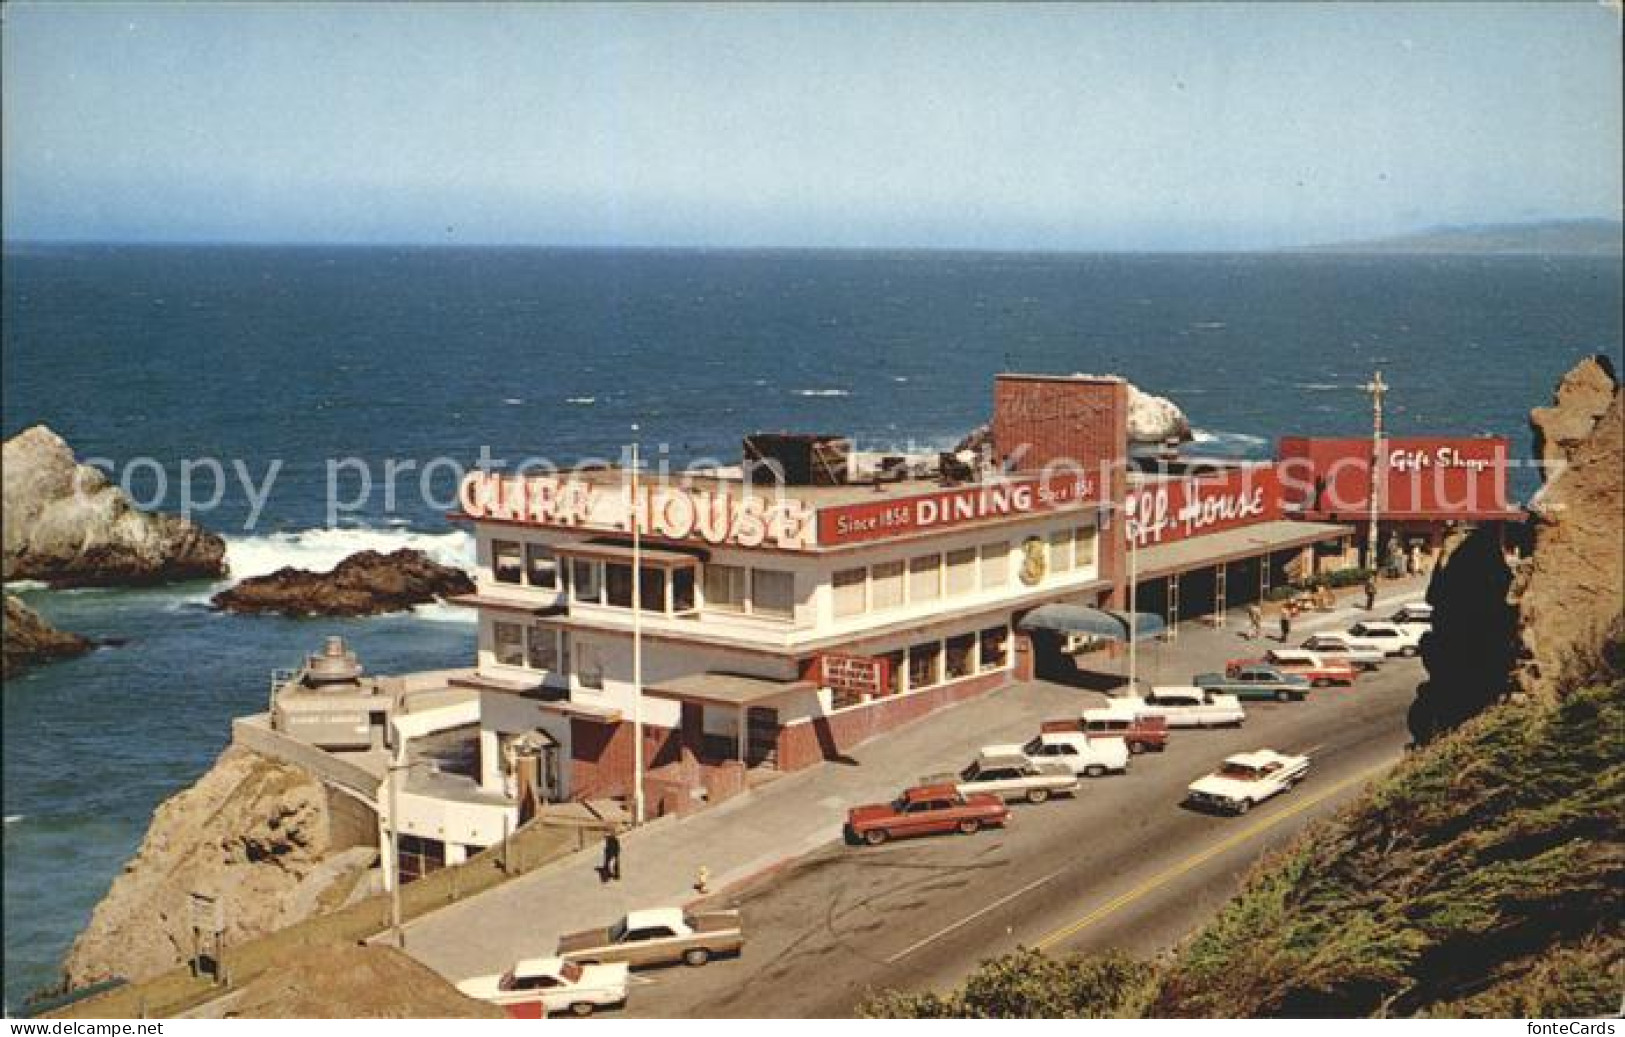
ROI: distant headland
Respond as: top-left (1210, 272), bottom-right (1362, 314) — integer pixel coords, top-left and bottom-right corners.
top-left (1294, 219), bottom-right (1623, 256)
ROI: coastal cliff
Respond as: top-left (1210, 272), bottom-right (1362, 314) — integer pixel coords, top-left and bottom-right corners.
top-left (210, 547), bottom-right (473, 617)
top-left (3, 426), bottom-right (226, 588)
top-left (2, 594), bottom-right (92, 678)
top-left (62, 746), bottom-right (376, 989)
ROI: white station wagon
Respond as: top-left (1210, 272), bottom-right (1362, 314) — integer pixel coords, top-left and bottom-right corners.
top-left (1017, 732), bottom-right (1131, 777)
top-left (1347, 620), bottom-right (1424, 657)
top-left (1124, 687), bottom-right (1247, 728)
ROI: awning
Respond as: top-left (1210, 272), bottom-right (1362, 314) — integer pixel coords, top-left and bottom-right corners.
top-left (646, 672), bottom-right (817, 708)
top-left (555, 540), bottom-right (705, 567)
top-left (1018, 604), bottom-right (1166, 642)
top-left (1133, 519), bottom-right (1354, 580)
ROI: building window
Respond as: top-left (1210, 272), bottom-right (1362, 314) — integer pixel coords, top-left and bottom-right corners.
top-left (672, 567), bottom-right (697, 613)
top-left (833, 568), bottom-right (867, 618)
top-left (945, 633), bottom-right (976, 680)
top-left (605, 562), bottom-right (634, 608)
top-left (559, 632), bottom-right (571, 679)
top-left (981, 542), bottom-right (1008, 587)
top-left (871, 560), bottom-right (905, 610)
top-left (571, 559), bottom-right (601, 604)
top-left (752, 569), bottom-right (795, 620)
top-left (1049, 530), bottom-right (1075, 573)
top-left (575, 643), bottom-right (604, 691)
top-left (979, 626), bottom-right (1009, 671)
top-left (494, 621), bottom-right (526, 667)
top-left (493, 540), bottom-right (523, 584)
top-left (908, 641), bottom-right (941, 689)
top-left (878, 650), bottom-right (905, 695)
top-left (640, 567), bottom-right (667, 612)
top-left (527, 626), bottom-right (559, 671)
top-left (908, 554), bottom-right (942, 602)
top-left (1075, 525), bottom-right (1097, 568)
top-left (945, 548), bottom-right (978, 596)
top-left (704, 564), bottom-right (748, 612)
top-left (525, 544), bottom-right (558, 589)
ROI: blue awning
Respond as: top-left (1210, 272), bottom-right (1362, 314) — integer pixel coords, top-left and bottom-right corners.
top-left (1018, 604), bottom-right (1165, 642)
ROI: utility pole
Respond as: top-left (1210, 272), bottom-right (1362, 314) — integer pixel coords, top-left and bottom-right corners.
top-left (1127, 518), bottom-right (1139, 693)
top-left (1363, 370), bottom-right (1388, 571)
top-left (630, 427), bottom-right (646, 826)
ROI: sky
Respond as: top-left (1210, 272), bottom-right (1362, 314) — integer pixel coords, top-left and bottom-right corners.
top-left (2, 2), bottom-right (1620, 250)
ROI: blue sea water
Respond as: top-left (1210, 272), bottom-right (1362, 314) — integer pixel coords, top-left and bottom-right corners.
top-left (2, 245), bottom-right (1621, 1006)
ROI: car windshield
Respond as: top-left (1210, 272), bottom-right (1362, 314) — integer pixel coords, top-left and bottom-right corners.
top-left (560, 962), bottom-right (583, 983)
top-left (498, 969), bottom-right (517, 991)
top-left (960, 763), bottom-right (980, 781)
top-left (1022, 737), bottom-right (1045, 755)
top-left (1219, 763), bottom-right (1262, 780)
top-left (608, 919), bottom-right (628, 943)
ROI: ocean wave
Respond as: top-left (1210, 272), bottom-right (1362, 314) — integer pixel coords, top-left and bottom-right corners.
top-left (793, 388), bottom-right (851, 397)
top-left (566, 396), bottom-right (596, 405)
top-left (1295, 383), bottom-right (1349, 392)
top-left (4, 815), bottom-right (22, 825)
top-left (1190, 429), bottom-right (1269, 448)
top-left (223, 527), bottom-right (475, 582)
top-left (410, 601), bottom-right (478, 624)
top-left (3, 580), bottom-right (48, 592)
top-left (503, 398), bottom-right (524, 405)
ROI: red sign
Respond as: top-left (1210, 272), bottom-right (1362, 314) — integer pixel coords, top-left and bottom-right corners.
top-left (817, 653), bottom-right (891, 697)
top-left (1276, 437), bottom-right (1514, 519)
top-left (1127, 466), bottom-right (1283, 547)
top-left (817, 474), bottom-right (1101, 546)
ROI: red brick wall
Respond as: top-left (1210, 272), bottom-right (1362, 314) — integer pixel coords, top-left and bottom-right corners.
top-left (570, 716), bottom-right (682, 803)
top-left (776, 669), bottom-right (1013, 772)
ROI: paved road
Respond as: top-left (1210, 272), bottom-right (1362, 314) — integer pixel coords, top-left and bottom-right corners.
top-left (618, 653), bottom-right (1421, 1018)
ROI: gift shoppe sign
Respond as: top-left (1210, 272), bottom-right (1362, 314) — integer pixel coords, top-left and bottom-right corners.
top-left (1276, 437), bottom-right (1514, 519)
top-left (818, 474), bottom-right (1102, 547)
top-left (1126, 466), bottom-right (1283, 548)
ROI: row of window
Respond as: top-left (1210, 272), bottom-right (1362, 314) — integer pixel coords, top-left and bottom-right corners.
top-left (831, 626), bottom-right (1011, 708)
top-left (831, 526), bottom-right (1096, 620)
top-left (492, 622), bottom-right (605, 690)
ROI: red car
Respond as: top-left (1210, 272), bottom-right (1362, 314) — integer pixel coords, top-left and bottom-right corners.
top-left (1042, 709), bottom-right (1169, 754)
top-left (845, 784), bottom-right (1010, 846)
top-left (1225, 648), bottom-right (1356, 687)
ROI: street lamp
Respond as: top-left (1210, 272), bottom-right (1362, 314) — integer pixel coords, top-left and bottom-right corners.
top-left (385, 754), bottom-right (430, 949)
top-left (1363, 371), bottom-right (1388, 572)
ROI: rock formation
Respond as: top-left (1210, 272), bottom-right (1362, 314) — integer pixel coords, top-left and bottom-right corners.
top-left (2, 594), bottom-right (92, 678)
top-left (1511, 356), bottom-right (1624, 699)
top-left (211, 548), bottom-right (474, 617)
top-left (1408, 528), bottom-right (1518, 742)
top-left (63, 746), bottom-right (376, 988)
top-left (221, 942), bottom-right (504, 1019)
top-left (3, 426), bottom-right (227, 588)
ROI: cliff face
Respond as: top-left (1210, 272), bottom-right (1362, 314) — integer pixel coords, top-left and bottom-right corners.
top-left (221, 942), bottom-right (504, 1019)
top-left (63, 746), bottom-right (375, 988)
top-left (3, 426), bottom-right (227, 588)
top-left (1512, 356), bottom-right (1624, 700)
top-left (3, 594), bottom-right (92, 678)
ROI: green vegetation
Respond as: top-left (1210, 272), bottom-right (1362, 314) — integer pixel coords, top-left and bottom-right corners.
top-left (862, 630), bottom-right (1624, 1018)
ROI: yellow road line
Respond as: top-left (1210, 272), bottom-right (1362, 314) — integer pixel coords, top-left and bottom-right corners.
top-left (1033, 760), bottom-right (1392, 952)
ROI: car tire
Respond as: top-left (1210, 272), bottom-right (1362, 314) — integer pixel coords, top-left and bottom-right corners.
top-left (1402, 646), bottom-right (1418, 657)
top-left (863, 828), bottom-right (889, 846)
top-left (1234, 798), bottom-right (1253, 815)
top-left (1084, 765), bottom-right (1106, 778)
top-left (684, 947), bottom-right (712, 967)
top-left (1313, 678), bottom-right (1328, 688)
top-left (1026, 788), bottom-right (1050, 804)
top-left (1275, 689), bottom-right (1292, 702)
top-left (1128, 741), bottom-right (1147, 755)
top-left (570, 1003), bottom-right (595, 1017)
top-left (958, 819), bottom-right (981, 835)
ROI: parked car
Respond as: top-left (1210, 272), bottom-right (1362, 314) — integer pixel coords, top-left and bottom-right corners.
top-left (1300, 633), bottom-right (1386, 671)
top-left (1122, 687), bottom-right (1247, 728)
top-left (556, 907), bottom-right (745, 968)
top-left (1008, 732), bottom-right (1130, 777)
top-left (1389, 601), bottom-right (1433, 627)
top-left (1043, 709), bottom-right (1169, 754)
top-left (1194, 664), bottom-right (1313, 702)
top-left (1226, 648), bottom-right (1356, 687)
top-left (1347, 620), bottom-right (1423, 657)
top-left (845, 783), bottom-right (1010, 846)
top-left (1185, 749), bottom-right (1310, 814)
top-left (941, 750), bottom-right (1081, 803)
top-left (457, 957), bottom-right (630, 1018)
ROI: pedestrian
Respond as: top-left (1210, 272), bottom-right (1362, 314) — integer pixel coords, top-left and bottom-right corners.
top-left (1247, 603), bottom-right (1263, 640)
top-left (1364, 575), bottom-right (1377, 611)
top-left (1279, 607), bottom-right (1292, 644)
top-left (602, 827), bottom-right (622, 882)
top-left (1408, 544), bottom-right (1422, 576)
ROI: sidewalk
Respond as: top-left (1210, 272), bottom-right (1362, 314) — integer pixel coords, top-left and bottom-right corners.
top-left (399, 572), bottom-right (1432, 981)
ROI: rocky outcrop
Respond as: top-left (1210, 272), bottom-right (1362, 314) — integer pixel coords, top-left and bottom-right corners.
top-left (62, 746), bottom-right (376, 988)
top-left (222, 942), bottom-right (504, 1019)
top-left (1408, 528), bottom-right (1518, 742)
top-left (3, 594), bottom-right (92, 678)
top-left (1511, 357), bottom-right (1624, 700)
top-left (3, 426), bottom-right (227, 588)
top-left (210, 548), bottom-right (474, 617)
top-left (1124, 382), bottom-right (1193, 444)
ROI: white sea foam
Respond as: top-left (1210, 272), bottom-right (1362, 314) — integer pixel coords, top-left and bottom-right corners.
top-left (566, 397), bottom-right (597, 405)
top-left (4, 815), bottom-right (23, 825)
top-left (793, 388), bottom-right (851, 397)
top-left (1295, 383), bottom-right (1349, 392)
top-left (410, 600), bottom-right (478, 624)
top-left (3, 580), bottom-right (48, 592)
top-left (1190, 430), bottom-right (1269, 448)
top-left (223, 527), bottom-right (476, 582)
top-left (503, 398), bottom-right (524, 405)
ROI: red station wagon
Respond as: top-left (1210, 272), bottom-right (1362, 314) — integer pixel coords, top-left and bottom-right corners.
top-left (1042, 710), bottom-right (1169, 754)
top-left (845, 784), bottom-right (1010, 846)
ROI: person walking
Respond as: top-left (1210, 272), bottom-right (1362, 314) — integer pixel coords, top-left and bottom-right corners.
top-left (1364, 575), bottom-right (1378, 611)
top-left (602, 827), bottom-right (622, 882)
top-left (1247, 603), bottom-right (1263, 640)
top-left (1279, 606), bottom-right (1292, 644)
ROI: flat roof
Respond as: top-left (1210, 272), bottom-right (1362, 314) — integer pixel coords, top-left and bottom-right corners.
top-left (645, 672), bottom-right (817, 707)
top-left (1135, 519), bottom-right (1354, 579)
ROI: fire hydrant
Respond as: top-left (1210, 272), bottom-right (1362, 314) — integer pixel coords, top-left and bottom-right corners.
top-left (694, 865), bottom-right (710, 895)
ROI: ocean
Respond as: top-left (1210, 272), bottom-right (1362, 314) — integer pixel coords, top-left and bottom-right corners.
top-left (2, 245), bottom-right (1621, 1007)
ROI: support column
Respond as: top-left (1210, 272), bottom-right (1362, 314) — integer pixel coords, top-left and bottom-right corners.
top-left (737, 705), bottom-right (748, 764)
top-left (1214, 564), bottom-right (1228, 625)
top-left (1168, 574), bottom-right (1181, 641)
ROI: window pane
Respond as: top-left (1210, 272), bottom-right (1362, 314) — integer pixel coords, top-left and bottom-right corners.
top-left (605, 563), bottom-right (634, 608)
top-left (1074, 525), bottom-right (1097, 568)
top-left (908, 642), bottom-right (941, 689)
top-left (871, 561), bottom-right (905, 610)
top-left (945, 548), bottom-right (978, 596)
top-left (672, 567), bottom-right (696, 612)
top-left (527, 626), bottom-right (558, 670)
top-left (493, 540), bottom-right (523, 584)
top-left (979, 626), bottom-right (1009, 671)
top-left (751, 569), bottom-right (795, 619)
top-left (945, 633), bottom-right (975, 679)
top-left (525, 544), bottom-right (557, 588)
top-left (704, 564), bottom-right (746, 611)
top-left (878, 650), bottom-right (905, 695)
top-left (833, 568), bottom-right (867, 618)
top-left (1049, 530), bottom-right (1075, 572)
top-left (908, 554), bottom-right (941, 602)
top-left (576, 644), bottom-right (604, 690)
top-left (571, 559), bottom-right (600, 603)
top-left (981, 542), bottom-right (1008, 587)
top-left (494, 622), bottom-right (525, 666)
top-left (639, 567), bottom-right (666, 612)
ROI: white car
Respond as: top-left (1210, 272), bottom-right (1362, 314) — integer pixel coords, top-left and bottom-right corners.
top-left (457, 957), bottom-right (630, 1017)
top-left (951, 749), bottom-right (1082, 802)
top-left (1300, 632), bottom-right (1385, 671)
top-left (1185, 749), bottom-right (1311, 815)
top-left (1013, 732), bottom-right (1130, 777)
top-left (1347, 620), bottom-right (1423, 657)
top-left (1388, 602), bottom-right (1433, 639)
top-left (1124, 687), bottom-right (1247, 728)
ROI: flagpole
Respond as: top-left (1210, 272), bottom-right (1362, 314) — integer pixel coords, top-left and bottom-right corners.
top-left (630, 426), bottom-right (646, 826)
